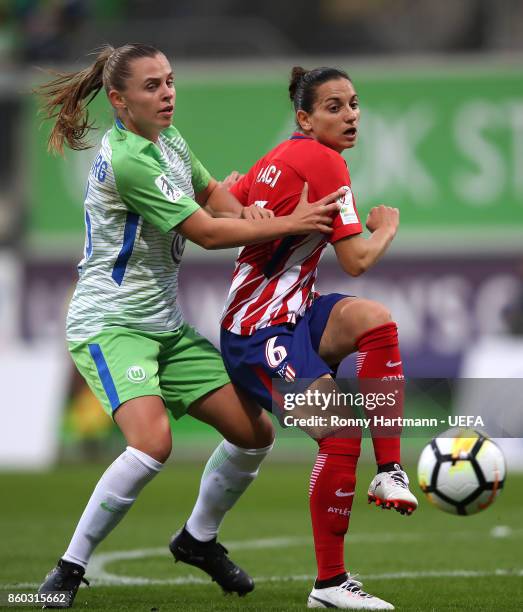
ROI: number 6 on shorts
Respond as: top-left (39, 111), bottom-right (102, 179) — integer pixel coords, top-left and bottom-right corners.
top-left (265, 336), bottom-right (288, 368)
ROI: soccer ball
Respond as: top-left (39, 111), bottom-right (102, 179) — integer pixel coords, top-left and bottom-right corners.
top-left (417, 428), bottom-right (506, 515)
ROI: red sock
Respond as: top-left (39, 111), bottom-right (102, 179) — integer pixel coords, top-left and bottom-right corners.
top-left (309, 437), bottom-right (360, 581)
top-left (356, 322), bottom-right (403, 467)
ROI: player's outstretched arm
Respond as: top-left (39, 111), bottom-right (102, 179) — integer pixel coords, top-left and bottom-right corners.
top-left (177, 183), bottom-right (343, 250)
top-left (196, 175), bottom-right (275, 221)
top-left (195, 176), bottom-right (244, 218)
top-left (334, 205), bottom-right (399, 276)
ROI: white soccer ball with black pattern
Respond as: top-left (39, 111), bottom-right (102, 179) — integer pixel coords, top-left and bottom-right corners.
top-left (417, 428), bottom-right (506, 515)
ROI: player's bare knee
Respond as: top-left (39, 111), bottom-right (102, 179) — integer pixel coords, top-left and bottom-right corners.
top-left (145, 438), bottom-right (172, 463)
top-left (350, 300), bottom-right (391, 336)
top-left (366, 301), bottom-right (391, 328)
top-left (234, 416), bottom-right (275, 449)
top-left (131, 429), bottom-right (172, 463)
top-left (253, 415), bottom-right (275, 448)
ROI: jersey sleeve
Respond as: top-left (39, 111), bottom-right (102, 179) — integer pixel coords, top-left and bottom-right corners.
top-left (331, 184), bottom-right (362, 244)
top-left (189, 147), bottom-right (212, 194)
top-left (229, 164), bottom-right (257, 206)
top-left (306, 150), bottom-right (362, 244)
top-left (112, 149), bottom-right (200, 233)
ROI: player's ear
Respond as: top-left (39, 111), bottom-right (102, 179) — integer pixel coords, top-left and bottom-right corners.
top-left (108, 88), bottom-right (127, 112)
top-left (296, 110), bottom-right (312, 132)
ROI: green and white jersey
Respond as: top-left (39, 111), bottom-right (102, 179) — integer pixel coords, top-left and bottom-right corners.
top-left (66, 120), bottom-right (209, 341)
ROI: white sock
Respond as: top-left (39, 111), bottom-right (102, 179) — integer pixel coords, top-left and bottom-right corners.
top-left (186, 439), bottom-right (273, 542)
top-left (62, 446), bottom-right (163, 568)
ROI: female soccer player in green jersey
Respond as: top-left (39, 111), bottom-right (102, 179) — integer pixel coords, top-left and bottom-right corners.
top-left (35, 43), bottom-right (342, 608)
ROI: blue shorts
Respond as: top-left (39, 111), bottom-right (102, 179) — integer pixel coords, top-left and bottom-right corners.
top-left (220, 293), bottom-right (347, 412)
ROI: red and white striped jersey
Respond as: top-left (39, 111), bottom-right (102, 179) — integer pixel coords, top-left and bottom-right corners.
top-left (221, 133), bottom-right (362, 335)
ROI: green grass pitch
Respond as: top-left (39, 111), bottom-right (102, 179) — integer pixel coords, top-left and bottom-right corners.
top-left (1, 458), bottom-right (521, 611)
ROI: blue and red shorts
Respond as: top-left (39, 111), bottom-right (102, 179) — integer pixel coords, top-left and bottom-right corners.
top-left (220, 293), bottom-right (347, 412)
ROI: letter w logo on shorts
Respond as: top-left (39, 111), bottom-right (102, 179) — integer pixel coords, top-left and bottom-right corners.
top-left (127, 366), bottom-right (147, 383)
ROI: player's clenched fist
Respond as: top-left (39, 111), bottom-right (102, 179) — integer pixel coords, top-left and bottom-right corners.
top-left (220, 170), bottom-right (243, 189)
top-left (366, 205), bottom-right (399, 235)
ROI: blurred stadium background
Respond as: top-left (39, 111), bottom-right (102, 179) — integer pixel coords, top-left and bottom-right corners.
top-left (0, 3), bottom-right (522, 474)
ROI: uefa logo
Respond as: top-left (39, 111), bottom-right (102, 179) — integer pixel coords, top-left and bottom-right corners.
top-left (126, 366), bottom-right (147, 383)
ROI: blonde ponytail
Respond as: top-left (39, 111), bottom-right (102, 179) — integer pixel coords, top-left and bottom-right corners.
top-left (36, 45), bottom-right (114, 155)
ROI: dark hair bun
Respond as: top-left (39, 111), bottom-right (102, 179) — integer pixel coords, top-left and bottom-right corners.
top-left (289, 66), bottom-right (308, 101)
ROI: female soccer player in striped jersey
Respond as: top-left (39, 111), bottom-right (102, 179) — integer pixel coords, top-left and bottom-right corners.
top-left (220, 67), bottom-right (418, 610)
top-left (35, 45), bottom-right (342, 608)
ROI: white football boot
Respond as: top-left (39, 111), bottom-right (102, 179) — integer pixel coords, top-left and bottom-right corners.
top-left (367, 463), bottom-right (418, 515)
top-left (307, 574), bottom-right (394, 610)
